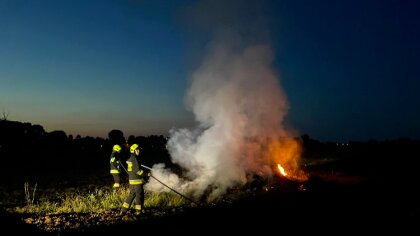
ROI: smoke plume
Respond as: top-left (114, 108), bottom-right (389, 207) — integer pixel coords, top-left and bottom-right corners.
top-left (145, 0), bottom-right (301, 202)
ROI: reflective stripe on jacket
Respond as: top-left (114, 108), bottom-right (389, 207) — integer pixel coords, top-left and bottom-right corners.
top-left (126, 153), bottom-right (144, 185)
top-left (110, 150), bottom-right (121, 173)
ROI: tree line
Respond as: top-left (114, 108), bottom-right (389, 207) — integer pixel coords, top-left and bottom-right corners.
top-left (1, 119), bottom-right (419, 188)
top-left (0, 119), bottom-right (171, 184)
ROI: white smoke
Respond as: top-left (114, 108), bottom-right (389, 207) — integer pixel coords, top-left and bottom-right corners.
top-left (145, 33), bottom-right (291, 201)
top-left (144, 0), bottom-right (295, 202)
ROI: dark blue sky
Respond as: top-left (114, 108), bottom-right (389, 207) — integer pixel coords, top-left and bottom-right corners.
top-left (0, 0), bottom-right (419, 142)
top-left (273, 0), bottom-right (420, 142)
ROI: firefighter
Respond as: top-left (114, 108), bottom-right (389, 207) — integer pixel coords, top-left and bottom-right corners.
top-left (120, 143), bottom-right (145, 215)
top-left (110, 144), bottom-right (123, 188)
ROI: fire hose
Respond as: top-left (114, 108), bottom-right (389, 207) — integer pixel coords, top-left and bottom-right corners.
top-left (118, 162), bottom-right (199, 206)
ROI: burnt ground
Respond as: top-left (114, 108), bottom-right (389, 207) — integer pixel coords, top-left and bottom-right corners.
top-left (2, 170), bottom-right (419, 236)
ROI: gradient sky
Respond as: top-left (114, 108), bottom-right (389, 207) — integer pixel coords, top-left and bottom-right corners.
top-left (0, 0), bottom-right (419, 142)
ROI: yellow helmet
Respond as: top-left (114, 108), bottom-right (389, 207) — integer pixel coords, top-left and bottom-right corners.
top-left (113, 144), bottom-right (122, 152)
top-left (130, 144), bottom-right (139, 153)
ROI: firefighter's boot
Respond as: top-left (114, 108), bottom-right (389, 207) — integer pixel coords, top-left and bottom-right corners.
top-left (120, 202), bottom-right (130, 216)
top-left (134, 205), bottom-right (142, 215)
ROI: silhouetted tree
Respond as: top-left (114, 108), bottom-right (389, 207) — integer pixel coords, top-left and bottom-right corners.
top-left (44, 130), bottom-right (68, 153)
top-left (1, 110), bottom-right (9, 120)
top-left (108, 130), bottom-right (125, 145)
top-left (127, 135), bottom-right (136, 145)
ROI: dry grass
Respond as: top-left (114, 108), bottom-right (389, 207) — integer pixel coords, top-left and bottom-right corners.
top-left (10, 185), bottom-right (190, 215)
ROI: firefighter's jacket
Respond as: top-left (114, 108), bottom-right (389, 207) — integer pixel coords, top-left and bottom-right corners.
top-left (110, 150), bottom-right (121, 174)
top-left (126, 153), bottom-right (144, 185)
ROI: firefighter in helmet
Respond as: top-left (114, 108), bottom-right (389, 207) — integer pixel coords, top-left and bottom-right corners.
top-left (110, 144), bottom-right (123, 188)
top-left (120, 143), bottom-right (145, 215)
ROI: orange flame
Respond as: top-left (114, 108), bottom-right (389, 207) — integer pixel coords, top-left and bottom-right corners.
top-left (277, 163), bottom-right (287, 176)
top-left (268, 138), bottom-right (301, 175)
top-left (268, 137), bottom-right (309, 181)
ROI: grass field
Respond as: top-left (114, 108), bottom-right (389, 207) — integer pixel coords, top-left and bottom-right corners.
top-left (1, 157), bottom-right (419, 235)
